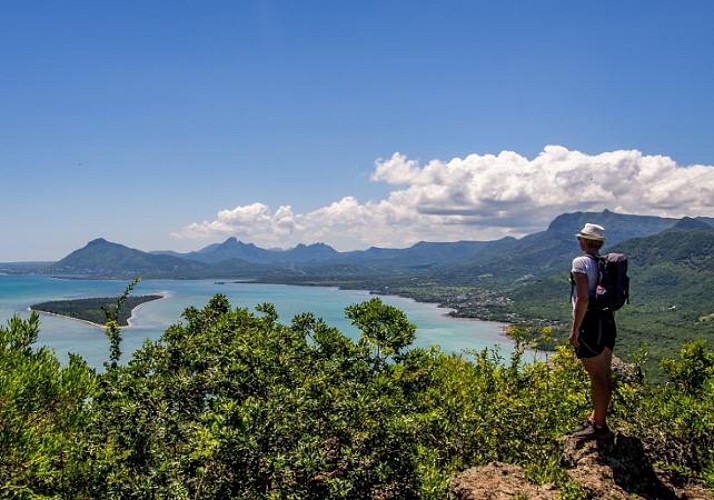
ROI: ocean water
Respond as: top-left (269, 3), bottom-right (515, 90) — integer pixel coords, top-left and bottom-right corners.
top-left (0, 275), bottom-right (515, 368)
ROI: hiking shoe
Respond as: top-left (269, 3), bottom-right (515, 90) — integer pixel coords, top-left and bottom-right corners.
top-left (569, 420), bottom-right (613, 440)
top-left (567, 419), bottom-right (595, 436)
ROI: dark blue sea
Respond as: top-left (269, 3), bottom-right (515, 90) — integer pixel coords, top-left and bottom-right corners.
top-left (0, 275), bottom-right (515, 368)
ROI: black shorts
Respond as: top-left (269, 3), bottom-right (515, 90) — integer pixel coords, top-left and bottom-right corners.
top-left (576, 310), bottom-right (617, 359)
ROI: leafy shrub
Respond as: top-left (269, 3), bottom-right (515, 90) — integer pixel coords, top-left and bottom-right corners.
top-left (616, 340), bottom-right (714, 486)
top-left (0, 313), bottom-right (96, 498)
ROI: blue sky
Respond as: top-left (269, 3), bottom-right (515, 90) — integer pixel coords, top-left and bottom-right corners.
top-left (2, 0), bottom-right (714, 261)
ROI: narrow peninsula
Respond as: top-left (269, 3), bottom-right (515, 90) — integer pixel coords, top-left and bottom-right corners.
top-left (31, 295), bottom-right (164, 327)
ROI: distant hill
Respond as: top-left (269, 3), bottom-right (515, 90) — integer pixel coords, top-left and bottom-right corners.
top-left (155, 237), bottom-right (341, 265)
top-left (427, 209), bottom-right (679, 285)
top-left (340, 238), bottom-right (518, 266)
top-left (285, 243), bottom-right (341, 262)
top-left (618, 223), bottom-right (714, 273)
top-left (186, 237), bottom-right (275, 264)
top-left (697, 216), bottom-right (714, 228)
top-left (49, 238), bottom-right (211, 278)
top-left (546, 209), bottom-right (677, 244)
top-left (48, 238), bottom-right (290, 279)
top-left (668, 217), bottom-right (714, 232)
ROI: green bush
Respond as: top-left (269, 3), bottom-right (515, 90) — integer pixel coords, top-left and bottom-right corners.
top-left (0, 313), bottom-right (96, 499)
top-left (72, 296), bottom-right (599, 497)
top-left (616, 340), bottom-right (714, 486)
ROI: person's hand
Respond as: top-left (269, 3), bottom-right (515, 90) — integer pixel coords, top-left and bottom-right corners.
top-left (569, 330), bottom-right (580, 350)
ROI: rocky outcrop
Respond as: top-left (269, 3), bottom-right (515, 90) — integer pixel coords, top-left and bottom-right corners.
top-left (562, 436), bottom-right (694, 499)
top-left (449, 462), bottom-right (558, 499)
top-left (450, 434), bottom-right (713, 499)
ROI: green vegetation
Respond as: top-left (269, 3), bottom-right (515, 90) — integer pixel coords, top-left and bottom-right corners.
top-left (31, 294), bottom-right (163, 327)
top-left (1, 293), bottom-right (712, 498)
top-left (0, 313), bottom-right (95, 498)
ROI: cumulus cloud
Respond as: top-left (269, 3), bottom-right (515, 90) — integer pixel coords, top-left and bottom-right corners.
top-left (173, 146), bottom-right (714, 250)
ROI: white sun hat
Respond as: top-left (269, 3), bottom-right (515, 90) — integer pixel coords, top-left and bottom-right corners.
top-left (576, 223), bottom-right (605, 241)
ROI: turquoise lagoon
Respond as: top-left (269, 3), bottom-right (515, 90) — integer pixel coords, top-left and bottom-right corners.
top-left (0, 275), bottom-right (516, 368)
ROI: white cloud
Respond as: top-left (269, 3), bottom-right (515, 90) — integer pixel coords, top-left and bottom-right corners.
top-left (173, 146), bottom-right (714, 250)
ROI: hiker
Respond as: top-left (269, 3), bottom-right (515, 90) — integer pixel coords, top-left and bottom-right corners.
top-left (568, 223), bottom-right (616, 440)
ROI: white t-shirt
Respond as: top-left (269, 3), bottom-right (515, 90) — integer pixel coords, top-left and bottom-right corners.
top-left (571, 254), bottom-right (599, 301)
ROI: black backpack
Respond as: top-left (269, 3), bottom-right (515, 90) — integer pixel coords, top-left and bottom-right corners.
top-left (571, 253), bottom-right (630, 311)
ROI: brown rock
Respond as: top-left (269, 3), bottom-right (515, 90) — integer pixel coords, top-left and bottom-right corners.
top-left (449, 435), bottom-right (713, 499)
top-left (449, 462), bottom-right (558, 500)
top-left (561, 434), bottom-right (713, 499)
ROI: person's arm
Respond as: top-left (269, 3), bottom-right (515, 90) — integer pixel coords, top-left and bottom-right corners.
top-left (570, 272), bottom-right (589, 349)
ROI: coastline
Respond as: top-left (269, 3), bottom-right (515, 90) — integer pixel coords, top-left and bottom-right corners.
top-left (30, 292), bottom-right (169, 329)
top-left (30, 308), bottom-right (106, 329)
top-left (126, 291), bottom-right (171, 327)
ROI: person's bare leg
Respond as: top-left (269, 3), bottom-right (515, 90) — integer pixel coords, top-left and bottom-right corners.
top-left (581, 347), bottom-right (613, 426)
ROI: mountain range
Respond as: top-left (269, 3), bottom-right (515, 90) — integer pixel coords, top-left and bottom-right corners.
top-left (11, 210), bottom-right (711, 284)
